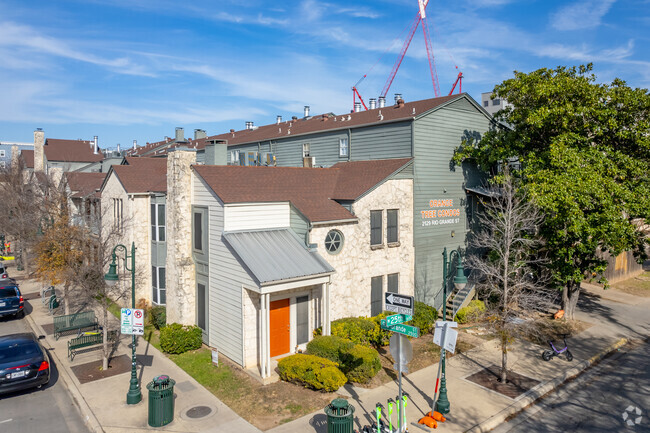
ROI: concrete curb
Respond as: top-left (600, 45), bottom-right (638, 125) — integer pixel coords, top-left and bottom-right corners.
top-left (464, 337), bottom-right (629, 433)
top-left (24, 303), bottom-right (105, 433)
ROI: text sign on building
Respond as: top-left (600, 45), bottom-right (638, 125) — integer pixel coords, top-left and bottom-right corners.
top-left (381, 321), bottom-right (420, 338)
top-left (420, 198), bottom-right (461, 227)
top-left (385, 314), bottom-right (413, 327)
top-left (121, 308), bottom-right (144, 335)
top-left (384, 293), bottom-right (414, 316)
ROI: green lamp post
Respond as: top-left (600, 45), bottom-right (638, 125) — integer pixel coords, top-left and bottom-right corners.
top-left (435, 247), bottom-right (467, 414)
top-left (104, 242), bottom-right (142, 405)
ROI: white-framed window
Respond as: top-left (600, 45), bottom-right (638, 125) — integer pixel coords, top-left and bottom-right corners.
top-left (324, 230), bottom-right (344, 254)
top-left (0, 150), bottom-right (5, 157)
top-left (230, 150), bottom-right (240, 165)
top-left (295, 295), bottom-right (310, 345)
top-left (112, 198), bottom-right (123, 231)
top-left (339, 138), bottom-right (348, 157)
top-left (302, 143), bottom-right (310, 157)
top-left (152, 266), bottom-right (166, 305)
top-left (151, 203), bottom-right (165, 242)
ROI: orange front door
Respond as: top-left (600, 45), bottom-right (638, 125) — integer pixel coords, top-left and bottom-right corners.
top-left (270, 299), bottom-right (291, 357)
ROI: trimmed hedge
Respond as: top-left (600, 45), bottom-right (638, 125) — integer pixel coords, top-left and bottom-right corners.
top-left (455, 300), bottom-right (486, 324)
top-left (331, 315), bottom-right (390, 347)
top-left (370, 313), bottom-right (391, 347)
top-left (340, 344), bottom-right (381, 384)
top-left (307, 335), bottom-right (381, 383)
top-left (278, 354), bottom-right (347, 392)
top-left (411, 301), bottom-right (438, 334)
top-left (150, 306), bottom-right (166, 330)
top-left (160, 323), bottom-right (202, 354)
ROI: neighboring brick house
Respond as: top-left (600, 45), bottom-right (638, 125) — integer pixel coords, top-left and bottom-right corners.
top-left (100, 157), bottom-right (167, 306)
top-left (164, 148), bottom-right (414, 378)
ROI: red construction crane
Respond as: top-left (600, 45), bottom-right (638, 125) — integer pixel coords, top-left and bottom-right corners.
top-left (351, 0), bottom-right (463, 110)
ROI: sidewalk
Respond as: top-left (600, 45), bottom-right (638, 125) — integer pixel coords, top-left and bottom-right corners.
top-left (16, 265), bottom-right (650, 433)
top-left (16, 271), bottom-right (261, 433)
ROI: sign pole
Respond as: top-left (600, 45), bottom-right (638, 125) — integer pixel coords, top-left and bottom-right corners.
top-left (431, 322), bottom-right (447, 413)
top-left (398, 335), bottom-right (403, 433)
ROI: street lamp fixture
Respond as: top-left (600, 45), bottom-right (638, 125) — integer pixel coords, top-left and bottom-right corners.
top-left (104, 242), bottom-right (142, 405)
top-left (435, 247), bottom-right (466, 414)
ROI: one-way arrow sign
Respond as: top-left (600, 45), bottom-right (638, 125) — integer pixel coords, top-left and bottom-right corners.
top-left (384, 293), bottom-right (414, 316)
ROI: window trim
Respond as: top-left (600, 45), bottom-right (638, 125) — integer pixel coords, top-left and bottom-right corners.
top-left (370, 275), bottom-right (383, 316)
top-left (151, 203), bottom-right (166, 242)
top-left (152, 266), bottom-right (166, 305)
top-left (302, 143), bottom-right (310, 157)
top-left (339, 138), bottom-right (348, 157)
top-left (387, 273), bottom-right (399, 294)
top-left (192, 207), bottom-right (208, 254)
top-left (324, 229), bottom-right (344, 255)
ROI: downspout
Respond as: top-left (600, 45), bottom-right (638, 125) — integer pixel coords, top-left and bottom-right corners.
top-left (347, 129), bottom-right (352, 161)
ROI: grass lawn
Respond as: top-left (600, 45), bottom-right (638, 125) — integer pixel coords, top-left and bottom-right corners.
top-left (611, 271), bottom-right (650, 297)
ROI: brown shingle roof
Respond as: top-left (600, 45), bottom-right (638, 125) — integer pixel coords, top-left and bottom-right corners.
top-left (20, 149), bottom-right (34, 168)
top-left (65, 172), bottom-right (107, 198)
top-left (44, 139), bottom-right (104, 163)
top-left (199, 94), bottom-right (462, 149)
top-left (112, 157), bottom-right (167, 193)
top-left (193, 158), bottom-right (412, 223)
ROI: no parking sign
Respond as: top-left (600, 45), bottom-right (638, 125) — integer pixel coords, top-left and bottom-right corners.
top-left (121, 308), bottom-right (145, 335)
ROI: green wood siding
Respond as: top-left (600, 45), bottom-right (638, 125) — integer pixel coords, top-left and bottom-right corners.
top-left (412, 102), bottom-right (490, 308)
top-left (350, 121), bottom-right (412, 160)
top-left (290, 205), bottom-right (310, 244)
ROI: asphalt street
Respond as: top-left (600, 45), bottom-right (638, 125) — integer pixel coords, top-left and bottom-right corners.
top-left (0, 300), bottom-right (89, 433)
top-left (492, 338), bottom-right (650, 433)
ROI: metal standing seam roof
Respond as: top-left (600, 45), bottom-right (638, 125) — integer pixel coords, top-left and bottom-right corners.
top-left (222, 229), bottom-right (335, 286)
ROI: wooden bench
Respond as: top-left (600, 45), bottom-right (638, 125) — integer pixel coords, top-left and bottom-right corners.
top-left (53, 311), bottom-right (98, 340)
top-left (68, 330), bottom-right (118, 361)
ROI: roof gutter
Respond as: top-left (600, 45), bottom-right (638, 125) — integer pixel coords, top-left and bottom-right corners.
top-left (259, 271), bottom-right (335, 287)
top-left (311, 218), bottom-right (358, 227)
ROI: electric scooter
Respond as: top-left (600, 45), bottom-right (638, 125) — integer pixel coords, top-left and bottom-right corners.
top-left (541, 334), bottom-right (573, 361)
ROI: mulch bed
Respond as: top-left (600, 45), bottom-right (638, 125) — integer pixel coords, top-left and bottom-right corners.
top-left (465, 365), bottom-right (540, 399)
top-left (71, 354), bottom-right (131, 384)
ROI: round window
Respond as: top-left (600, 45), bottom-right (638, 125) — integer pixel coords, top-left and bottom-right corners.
top-left (324, 230), bottom-right (344, 254)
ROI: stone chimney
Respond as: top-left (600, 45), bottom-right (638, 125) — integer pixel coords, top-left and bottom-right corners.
top-left (11, 145), bottom-right (18, 168)
top-left (166, 147), bottom-right (198, 326)
top-left (34, 128), bottom-right (45, 172)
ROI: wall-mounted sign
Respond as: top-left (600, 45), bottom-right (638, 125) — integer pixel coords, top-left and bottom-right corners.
top-left (421, 198), bottom-right (461, 227)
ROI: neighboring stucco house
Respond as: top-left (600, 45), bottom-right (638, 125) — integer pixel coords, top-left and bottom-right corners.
top-left (164, 147), bottom-right (414, 378)
top-left (100, 157), bottom-right (167, 306)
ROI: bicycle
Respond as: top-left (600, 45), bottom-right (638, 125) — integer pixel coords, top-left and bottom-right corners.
top-left (541, 334), bottom-right (573, 362)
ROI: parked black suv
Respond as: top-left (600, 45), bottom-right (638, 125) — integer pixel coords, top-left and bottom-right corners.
top-left (0, 285), bottom-right (24, 319)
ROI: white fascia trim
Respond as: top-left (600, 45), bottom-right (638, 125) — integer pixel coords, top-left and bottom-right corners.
top-left (260, 275), bottom-right (332, 294)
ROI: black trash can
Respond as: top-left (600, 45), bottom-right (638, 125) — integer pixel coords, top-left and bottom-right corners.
top-left (147, 375), bottom-right (175, 427)
top-left (324, 398), bottom-right (355, 433)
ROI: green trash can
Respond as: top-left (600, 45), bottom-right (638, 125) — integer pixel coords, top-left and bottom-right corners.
top-left (147, 375), bottom-right (175, 427)
top-left (324, 398), bottom-right (355, 433)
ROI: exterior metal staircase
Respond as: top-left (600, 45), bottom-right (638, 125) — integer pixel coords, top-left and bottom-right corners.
top-left (444, 280), bottom-right (476, 321)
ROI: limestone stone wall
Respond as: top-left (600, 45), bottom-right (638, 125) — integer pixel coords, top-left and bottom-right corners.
top-left (310, 179), bottom-right (414, 320)
top-left (99, 173), bottom-right (152, 305)
top-left (165, 149), bottom-right (197, 325)
top-left (33, 129), bottom-right (44, 172)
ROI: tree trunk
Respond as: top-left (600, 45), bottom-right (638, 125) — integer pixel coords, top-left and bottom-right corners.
top-left (63, 283), bottom-right (70, 315)
top-left (500, 333), bottom-right (508, 383)
top-left (102, 305), bottom-right (108, 371)
top-left (562, 282), bottom-right (581, 320)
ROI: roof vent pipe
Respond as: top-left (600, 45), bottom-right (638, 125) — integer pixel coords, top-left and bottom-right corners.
top-left (304, 106), bottom-right (310, 118)
top-left (378, 96), bottom-right (386, 108)
top-left (116, 143), bottom-right (121, 154)
top-left (369, 98), bottom-right (377, 110)
top-left (354, 102), bottom-right (362, 112)
top-left (394, 93), bottom-right (402, 104)
top-left (93, 136), bottom-right (98, 154)
top-left (276, 115), bottom-right (282, 124)
top-left (133, 140), bottom-right (137, 150)
top-left (245, 121), bottom-right (254, 130)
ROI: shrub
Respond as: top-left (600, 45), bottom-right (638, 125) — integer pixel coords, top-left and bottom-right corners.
top-left (307, 336), bottom-right (382, 383)
top-left (411, 301), bottom-right (438, 334)
top-left (278, 354), bottom-right (347, 392)
top-left (455, 300), bottom-right (486, 324)
top-left (150, 306), bottom-right (167, 330)
top-left (331, 317), bottom-right (377, 346)
top-left (307, 335), bottom-right (353, 365)
top-left (340, 344), bottom-right (381, 384)
top-left (160, 323), bottom-right (202, 354)
top-left (370, 312), bottom-right (391, 347)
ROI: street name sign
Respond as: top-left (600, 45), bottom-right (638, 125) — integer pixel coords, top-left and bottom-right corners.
top-left (384, 293), bottom-right (414, 315)
top-left (381, 321), bottom-right (420, 338)
top-left (433, 321), bottom-right (458, 353)
top-left (385, 314), bottom-right (413, 327)
top-left (121, 308), bottom-right (144, 335)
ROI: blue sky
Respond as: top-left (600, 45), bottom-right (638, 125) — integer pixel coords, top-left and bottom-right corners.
top-left (1, 0), bottom-right (648, 148)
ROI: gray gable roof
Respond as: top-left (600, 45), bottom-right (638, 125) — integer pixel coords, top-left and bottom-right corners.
top-left (222, 229), bottom-right (335, 286)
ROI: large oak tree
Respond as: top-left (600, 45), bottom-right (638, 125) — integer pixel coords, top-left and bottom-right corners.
top-left (456, 64), bottom-right (650, 319)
